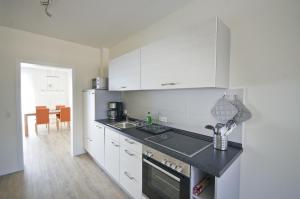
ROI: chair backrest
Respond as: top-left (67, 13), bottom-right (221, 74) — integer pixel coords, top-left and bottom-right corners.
top-left (56, 105), bottom-right (65, 110)
top-left (60, 107), bottom-right (70, 122)
top-left (36, 108), bottom-right (49, 124)
top-left (36, 106), bottom-right (47, 111)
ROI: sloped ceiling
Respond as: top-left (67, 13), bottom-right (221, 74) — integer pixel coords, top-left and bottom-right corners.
top-left (0, 0), bottom-right (192, 48)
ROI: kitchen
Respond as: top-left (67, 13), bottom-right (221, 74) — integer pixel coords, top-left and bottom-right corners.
top-left (84, 17), bottom-right (245, 199)
top-left (0, 0), bottom-right (299, 199)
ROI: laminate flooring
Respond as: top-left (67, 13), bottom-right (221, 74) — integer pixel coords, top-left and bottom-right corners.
top-left (0, 127), bottom-right (129, 199)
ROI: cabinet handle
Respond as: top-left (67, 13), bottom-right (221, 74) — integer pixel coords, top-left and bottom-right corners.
top-left (124, 149), bottom-right (134, 156)
top-left (124, 171), bottom-right (135, 181)
top-left (96, 126), bottom-right (102, 129)
top-left (120, 86), bottom-right (127, 89)
top-left (161, 82), bottom-right (177, 86)
top-left (111, 141), bottom-right (119, 147)
top-left (124, 138), bottom-right (134, 144)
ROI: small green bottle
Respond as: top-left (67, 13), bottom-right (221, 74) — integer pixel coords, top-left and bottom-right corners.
top-left (146, 112), bottom-right (152, 125)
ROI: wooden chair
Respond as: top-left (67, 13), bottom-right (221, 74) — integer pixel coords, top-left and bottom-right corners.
top-left (36, 106), bottom-right (47, 109)
top-left (56, 107), bottom-right (70, 130)
top-left (35, 108), bottom-right (50, 135)
top-left (55, 105), bottom-right (65, 120)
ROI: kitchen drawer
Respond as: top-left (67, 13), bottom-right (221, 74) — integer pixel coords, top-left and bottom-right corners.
top-left (120, 164), bottom-right (142, 199)
top-left (120, 134), bottom-right (142, 153)
top-left (120, 145), bottom-right (142, 199)
top-left (105, 127), bottom-right (120, 141)
top-left (120, 146), bottom-right (142, 178)
top-left (94, 122), bottom-right (105, 133)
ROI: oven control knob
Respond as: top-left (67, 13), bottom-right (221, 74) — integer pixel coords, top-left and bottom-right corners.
top-left (176, 166), bottom-right (183, 173)
top-left (165, 161), bottom-right (171, 167)
top-left (170, 164), bottom-right (177, 170)
top-left (161, 159), bottom-right (167, 165)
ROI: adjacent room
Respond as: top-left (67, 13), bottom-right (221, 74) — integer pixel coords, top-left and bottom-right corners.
top-left (0, 0), bottom-right (299, 199)
top-left (20, 63), bottom-right (73, 177)
top-left (21, 63), bottom-right (72, 136)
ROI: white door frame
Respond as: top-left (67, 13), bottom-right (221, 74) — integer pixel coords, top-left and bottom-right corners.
top-left (16, 60), bottom-right (77, 170)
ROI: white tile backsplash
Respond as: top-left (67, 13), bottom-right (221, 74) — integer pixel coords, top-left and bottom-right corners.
top-left (122, 88), bottom-right (243, 144)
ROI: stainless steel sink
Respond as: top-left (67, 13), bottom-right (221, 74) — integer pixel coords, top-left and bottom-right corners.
top-left (109, 121), bottom-right (137, 129)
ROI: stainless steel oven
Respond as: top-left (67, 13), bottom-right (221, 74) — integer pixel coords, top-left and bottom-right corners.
top-left (142, 146), bottom-right (190, 199)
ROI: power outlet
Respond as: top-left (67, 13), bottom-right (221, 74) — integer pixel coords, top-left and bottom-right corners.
top-left (159, 116), bottom-right (168, 123)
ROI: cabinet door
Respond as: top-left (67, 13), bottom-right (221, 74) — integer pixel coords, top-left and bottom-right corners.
top-left (141, 30), bottom-right (216, 90)
top-left (140, 18), bottom-right (230, 90)
top-left (83, 91), bottom-right (89, 151)
top-left (105, 127), bottom-right (120, 141)
top-left (120, 146), bottom-right (142, 199)
top-left (120, 134), bottom-right (142, 153)
top-left (83, 90), bottom-right (95, 152)
top-left (109, 49), bottom-right (141, 91)
top-left (91, 123), bottom-right (105, 167)
top-left (105, 136), bottom-right (120, 182)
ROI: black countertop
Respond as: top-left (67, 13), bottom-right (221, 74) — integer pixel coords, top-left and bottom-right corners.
top-left (95, 119), bottom-right (243, 177)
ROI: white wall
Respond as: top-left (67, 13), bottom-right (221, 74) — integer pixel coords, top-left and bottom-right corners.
top-left (110, 0), bottom-right (300, 198)
top-left (0, 25), bottom-right (101, 176)
top-left (21, 64), bottom-right (71, 112)
top-left (122, 89), bottom-right (243, 144)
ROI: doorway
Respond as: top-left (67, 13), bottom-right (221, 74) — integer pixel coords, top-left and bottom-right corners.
top-left (20, 62), bottom-right (73, 167)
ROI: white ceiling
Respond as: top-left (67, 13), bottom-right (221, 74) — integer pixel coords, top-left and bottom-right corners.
top-left (0, 0), bottom-right (191, 48)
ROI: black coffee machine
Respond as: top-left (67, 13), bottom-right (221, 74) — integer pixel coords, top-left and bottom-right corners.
top-left (107, 102), bottom-right (123, 120)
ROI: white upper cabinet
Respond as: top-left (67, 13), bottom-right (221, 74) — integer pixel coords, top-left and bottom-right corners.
top-left (140, 17), bottom-right (230, 90)
top-left (109, 49), bottom-right (141, 91)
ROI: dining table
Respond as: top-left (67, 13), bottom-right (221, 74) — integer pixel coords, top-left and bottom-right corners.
top-left (24, 109), bottom-right (60, 137)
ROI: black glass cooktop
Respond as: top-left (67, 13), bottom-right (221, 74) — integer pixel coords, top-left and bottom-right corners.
top-left (145, 131), bottom-right (212, 157)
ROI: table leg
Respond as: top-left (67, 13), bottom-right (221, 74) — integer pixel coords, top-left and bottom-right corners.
top-left (25, 114), bottom-right (29, 137)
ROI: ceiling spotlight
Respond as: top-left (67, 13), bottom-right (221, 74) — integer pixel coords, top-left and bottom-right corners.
top-left (40, 0), bottom-right (52, 17)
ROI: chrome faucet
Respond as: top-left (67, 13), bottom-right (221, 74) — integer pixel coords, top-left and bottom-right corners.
top-left (124, 109), bottom-right (129, 122)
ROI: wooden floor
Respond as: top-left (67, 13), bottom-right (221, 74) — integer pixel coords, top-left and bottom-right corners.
top-left (0, 127), bottom-right (129, 199)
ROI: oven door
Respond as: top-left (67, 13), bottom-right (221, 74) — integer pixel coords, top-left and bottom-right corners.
top-left (142, 156), bottom-right (190, 199)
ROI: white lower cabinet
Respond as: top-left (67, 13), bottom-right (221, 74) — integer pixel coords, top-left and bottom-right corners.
top-left (89, 124), bottom-right (239, 199)
top-left (85, 122), bottom-right (105, 168)
top-left (84, 137), bottom-right (91, 153)
top-left (103, 127), bottom-right (142, 199)
top-left (105, 134), bottom-right (120, 183)
top-left (83, 90), bottom-right (95, 153)
top-left (120, 145), bottom-right (142, 199)
top-left (91, 123), bottom-right (105, 167)
top-left (88, 122), bottom-right (142, 197)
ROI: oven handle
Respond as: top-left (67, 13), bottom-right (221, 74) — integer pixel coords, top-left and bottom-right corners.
top-left (143, 158), bottom-right (180, 182)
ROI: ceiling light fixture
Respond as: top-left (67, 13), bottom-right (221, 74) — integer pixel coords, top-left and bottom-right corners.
top-left (40, 0), bottom-right (52, 18)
